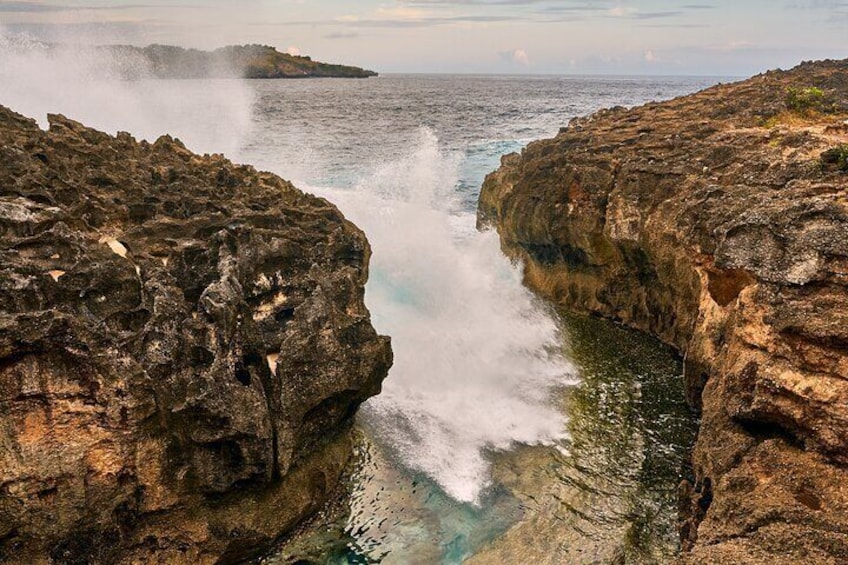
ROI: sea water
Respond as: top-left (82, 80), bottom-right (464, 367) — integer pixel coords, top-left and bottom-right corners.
top-left (0, 42), bottom-right (722, 563)
top-left (240, 75), bottom-right (713, 564)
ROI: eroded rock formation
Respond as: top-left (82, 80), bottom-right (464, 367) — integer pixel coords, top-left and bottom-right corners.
top-left (0, 105), bottom-right (391, 563)
top-left (479, 60), bottom-right (848, 563)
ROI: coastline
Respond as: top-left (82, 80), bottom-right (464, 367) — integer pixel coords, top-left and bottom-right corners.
top-left (478, 58), bottom-right (848, 562)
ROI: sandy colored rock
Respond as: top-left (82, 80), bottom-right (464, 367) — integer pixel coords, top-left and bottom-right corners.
top-left (0, 105), bottom-right (391, 563)
top-left (479, 59), bottom-right (848, 562)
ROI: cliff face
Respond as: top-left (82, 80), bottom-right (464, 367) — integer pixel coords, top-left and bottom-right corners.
top-left (0, 105), bottom-right (391, 563)
top-left (479, 60), bottom-right (848, 563)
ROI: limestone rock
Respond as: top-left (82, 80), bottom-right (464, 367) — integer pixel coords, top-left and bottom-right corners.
top-left (0, 105), bottom-right (391, 563)
top-left (478, 59), bottom-right (848, 562)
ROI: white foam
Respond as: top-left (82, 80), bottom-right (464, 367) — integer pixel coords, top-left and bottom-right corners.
top-left (306, 129), bottom-right (575, 503)
top-left (0, 33), bottom-right (576, 503)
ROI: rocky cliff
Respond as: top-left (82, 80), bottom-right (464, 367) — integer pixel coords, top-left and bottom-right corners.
top-left (0, 105), bottom-right (391, 563)
top-left (479, 60), bottom-right (848, 563)
top-left (105, 44), bottom-right (378, 79)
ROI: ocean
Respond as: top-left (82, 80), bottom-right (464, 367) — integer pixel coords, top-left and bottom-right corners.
top-left (239, 74), bottom-right (717, 564)
top-left (0, 49), bottom-right (724, 563)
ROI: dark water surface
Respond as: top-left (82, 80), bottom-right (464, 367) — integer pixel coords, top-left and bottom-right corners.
top-left (240, 74), bottom-right (723, 194)
top-left (468, 313), bottom-right (698, 564)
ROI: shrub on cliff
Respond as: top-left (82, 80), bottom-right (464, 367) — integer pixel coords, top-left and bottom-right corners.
top-left (821, 144), bottom-right (848, 171)
top-left (785, 85), bottom-right (841, 115)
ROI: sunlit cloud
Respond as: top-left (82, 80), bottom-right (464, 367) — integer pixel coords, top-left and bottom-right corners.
top-left (499, 47), bottom-right (529, 65)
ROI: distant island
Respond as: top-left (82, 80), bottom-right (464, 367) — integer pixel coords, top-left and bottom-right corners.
top-left (103, 43), bottom-right (378, 79)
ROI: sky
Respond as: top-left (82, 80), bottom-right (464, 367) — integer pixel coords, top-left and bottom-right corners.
top-left (0, 0), bottom-right (846, 75)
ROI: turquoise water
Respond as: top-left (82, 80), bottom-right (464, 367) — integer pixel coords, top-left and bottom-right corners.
top-left (263, 433), bottom-right (522, 564)
top-left (262, 312), bottom-right (697, 564)
top-left (237, 75), bottom-right (714, 564)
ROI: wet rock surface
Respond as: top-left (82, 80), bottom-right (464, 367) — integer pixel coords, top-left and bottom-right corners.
top-left (0, 104), bottom-right (391, 563)
top-left (479, 59), bottom-right (848, 563)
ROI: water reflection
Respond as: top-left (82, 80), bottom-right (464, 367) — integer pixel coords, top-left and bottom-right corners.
top-left (262, 312), bottom-right (697, 564)
top-left (469, 313), bottom-right (697, 564)
top-left (262, 433), bottom-right (520, 565)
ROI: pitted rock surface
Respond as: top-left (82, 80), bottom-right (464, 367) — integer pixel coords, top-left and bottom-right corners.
top-left (0, 105), bottom-right (391, 563)
top-left (479, 59), bottom-right (848, 563)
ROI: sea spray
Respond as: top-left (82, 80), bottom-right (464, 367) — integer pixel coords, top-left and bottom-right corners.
top-left (0, 39), bottom-right (725, 560)
top-left (0, 30), bottom-right (254, 156)
top-left (0, 38), bottom-right (577, 502)
top-left (305, 129), bottom-right (576, 503)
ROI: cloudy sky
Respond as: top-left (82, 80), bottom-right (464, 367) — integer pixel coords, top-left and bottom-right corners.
top-left (1, 0), bottom-right (846, 75)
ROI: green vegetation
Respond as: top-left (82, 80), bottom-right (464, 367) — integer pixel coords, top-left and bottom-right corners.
top-left (821, 144), bottom-right (848, 172)
top-left (760, 85), bottom-right (840, 128)
top-left (786, 86), bottom-right (826, 112)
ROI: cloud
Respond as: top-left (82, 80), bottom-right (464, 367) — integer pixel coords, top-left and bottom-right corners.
top-left (788, 0), bottom-right (848, 8)
top-left (375, 6), bottom-right (430, 19)
top-left (644, 49), bottom-right (657, 62)
top-left (608, 6), bottom-right (630, 17)
top-left (787, 0), bottom-right (848, 24)
top-left (0, 2), bottom-right (70, 12)
top-left (606, 7), bottom-right (685, 19)
top-left (535, 2), bottom-right (712, 23)
top-left (337, 14), bottom-right (520, 28)
top-left (0, 1), bottom-right (196, 13)
top-left (401, 0), bottom-right (610, 23)
top-left (640, 23), bottom-right (710, 28)
top-left (254, 7), bottom-right (520, 29)
top-left (324, 31), bottom-right (359, 39)
top-left (704, 39), bottom-right (755, 52)
top-left (285, 45), bottom-right (300, 56)
top-left (499, 47), bottom-right (529, 65)
top-left (2, 19), bottom-right (154, 43)
top-left (512, 48), bottom-right (529, 64)
top-left (632, 10), bottom-right (683, 19)
top-left (405, 0), bottom-right (557, 4)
